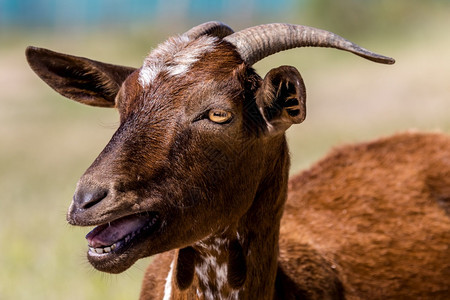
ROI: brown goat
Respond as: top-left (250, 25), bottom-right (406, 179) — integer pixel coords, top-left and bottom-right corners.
top-left (26, 22), bottom-right (449, 299)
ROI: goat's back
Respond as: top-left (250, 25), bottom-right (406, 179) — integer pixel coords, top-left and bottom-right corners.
top-left (280, 131), bottom-right (450, 299)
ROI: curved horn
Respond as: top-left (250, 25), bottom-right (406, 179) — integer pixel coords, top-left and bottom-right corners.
top-left (224, 23), bottom-right (395, 66)
top-left (184, 21), bottom-right (234, 40)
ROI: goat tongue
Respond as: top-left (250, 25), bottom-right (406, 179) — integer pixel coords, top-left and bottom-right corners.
top-left (86, 214), bottom-right (148, 248)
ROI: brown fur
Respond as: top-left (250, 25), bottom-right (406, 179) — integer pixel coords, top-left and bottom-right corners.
top-left (282, 131), bottom-right (450, 299)
top-left (26, 26), bottom-right (450, 299)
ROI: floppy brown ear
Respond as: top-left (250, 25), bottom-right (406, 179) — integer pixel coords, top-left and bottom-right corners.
top-left (256, 66), bottom-right (306, 134)
top-left (25, 46), bottom-right (136, 107)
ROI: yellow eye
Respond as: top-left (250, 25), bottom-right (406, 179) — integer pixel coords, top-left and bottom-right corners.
top-left (208, 109), bottom-right (232, 124)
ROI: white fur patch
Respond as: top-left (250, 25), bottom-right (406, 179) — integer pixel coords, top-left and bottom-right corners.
top-left (195, 254), bottom-right (226, 300)
top-left (194, 237), bottom-right (240, 300)
top-left (138, 35), bottom-right (218, 88)
top-left (163, 259), bottom-right (175, 300)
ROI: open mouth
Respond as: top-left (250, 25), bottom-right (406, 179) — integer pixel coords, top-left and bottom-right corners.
top-left (85, 212), bottom-right (160, 256)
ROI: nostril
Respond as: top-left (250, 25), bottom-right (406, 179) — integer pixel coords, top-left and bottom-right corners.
top-left (74, 187), bottom-right (109, 210)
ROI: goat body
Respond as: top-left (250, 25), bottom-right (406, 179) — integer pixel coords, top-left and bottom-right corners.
top-left (281, 131), bottom-right (450, 299)
top-left (26, 22), bottom-right (449, 299)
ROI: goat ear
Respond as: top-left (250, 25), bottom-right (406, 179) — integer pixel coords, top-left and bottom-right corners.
top-left (25, 46), bottom-right (136, 107)
top-left (256, 66), bottom-right (306, 134)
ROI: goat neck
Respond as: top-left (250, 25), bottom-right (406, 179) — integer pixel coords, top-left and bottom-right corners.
top-left (159, 135), bottom-right (290, 299)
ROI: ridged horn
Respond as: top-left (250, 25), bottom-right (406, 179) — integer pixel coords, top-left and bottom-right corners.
top-left (223, 23), bottom-right (395, 66)
top-left (184, 21), bottom-right (234, 40)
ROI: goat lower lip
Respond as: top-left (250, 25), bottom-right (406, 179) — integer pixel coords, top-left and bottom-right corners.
top-left (86, 212), bottom-right (160, 255)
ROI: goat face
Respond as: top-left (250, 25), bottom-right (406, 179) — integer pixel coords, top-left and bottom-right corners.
top-left (26, 35), bottom-right (306, 273)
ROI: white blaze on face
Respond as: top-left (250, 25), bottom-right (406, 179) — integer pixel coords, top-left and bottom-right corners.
top-left (139, 35), bottom-right (218, 88)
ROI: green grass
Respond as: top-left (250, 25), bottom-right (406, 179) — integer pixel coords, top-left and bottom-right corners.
top-left (1, 16), bottom-right (450, 299)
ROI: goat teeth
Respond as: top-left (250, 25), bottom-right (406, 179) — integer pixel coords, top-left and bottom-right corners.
top-left (88, 245), bottom-right (116, 255)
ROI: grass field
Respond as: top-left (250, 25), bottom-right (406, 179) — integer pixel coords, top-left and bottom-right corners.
top-left (1, 15), bottom-right (449, 299)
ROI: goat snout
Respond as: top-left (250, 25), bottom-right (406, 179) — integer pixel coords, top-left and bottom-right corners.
top-left (73, 185), bottom-right (109, 210)
top-left (68, 183), bottom-right (111, 225)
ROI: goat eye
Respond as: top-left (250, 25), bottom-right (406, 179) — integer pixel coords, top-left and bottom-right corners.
top-left (208, 109), bottom-right (232, 124)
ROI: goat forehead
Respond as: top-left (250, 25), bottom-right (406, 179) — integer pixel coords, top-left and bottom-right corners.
top-left (138, 35), bottom-right (219, 88)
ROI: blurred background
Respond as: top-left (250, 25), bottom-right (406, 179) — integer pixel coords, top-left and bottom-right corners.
top-left (1, 0), bottom-right (449, 299)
